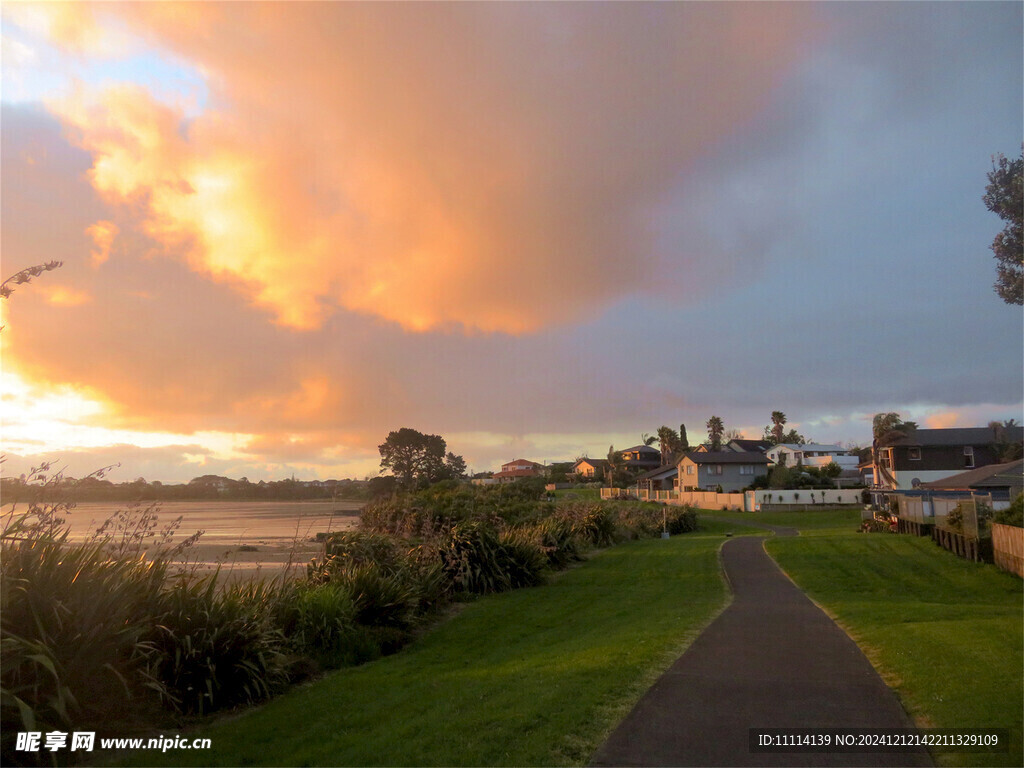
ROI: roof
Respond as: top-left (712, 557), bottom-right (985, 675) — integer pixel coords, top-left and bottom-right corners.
top-left (888, 426), bottom-right (1024, 447)
top-left (728, 439), bottom-right (773, 452)
top-left (920, 459), bottom-right (1024, 490)
top-left (771, 443), bottom-right (844, 453)
top-left (503, 459), bottom-right (542, 468)
top-left (635, 464), bottom-right (679, 481)
top-left (680, 451), bottom-right (771, 465)
top-left (573, 457), bottom-right (610, 469)
top-left (622, 445), bottom-right (660, 455)
top-left (493, 468), bottom-right (542, 479)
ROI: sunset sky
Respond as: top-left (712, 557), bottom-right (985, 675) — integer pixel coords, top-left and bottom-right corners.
top-left (2, 1), bottom-right (1022, 484)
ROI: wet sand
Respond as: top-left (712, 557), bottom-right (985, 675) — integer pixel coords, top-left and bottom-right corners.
top-left (55, 500), bottom-right (363, 582)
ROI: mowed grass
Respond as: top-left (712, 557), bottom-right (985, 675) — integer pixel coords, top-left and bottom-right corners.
top-left (704, 507), bottom-right (863, 534)
top-left (123, 532), bottom-right (730, 767)
top-left (766, 533), bottom-right (1023, 767)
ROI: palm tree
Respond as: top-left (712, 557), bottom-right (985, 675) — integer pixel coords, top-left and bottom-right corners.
top-left (770, 411), bottom-right (787, 444)
top-left (871, 413), bottom-right (917, 488)
top-left (657, 426), bottom-right (680, 466)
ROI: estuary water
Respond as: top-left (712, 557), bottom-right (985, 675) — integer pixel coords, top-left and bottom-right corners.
top-left (37, 499), bottom-right (363, 544)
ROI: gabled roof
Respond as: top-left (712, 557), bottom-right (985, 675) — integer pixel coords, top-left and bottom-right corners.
top-left (493, 468), bottom-right (542, 479)
top-left (920, 459), bottom-right (1024, 490)
top-left (573, 457), bottom-right (610, 470)
top-left (680, 451), bottom-right (771, 465)
top-left (635, 464), bottom-right (679, 481)
top-left (888, 427), bottom-right (1024, 447)
top-left (728, 439), bottom-right (773, 452)
top-left (503, 459), bottom-right (542, 467)
top-left (622, 444), bottom-right (660, 455)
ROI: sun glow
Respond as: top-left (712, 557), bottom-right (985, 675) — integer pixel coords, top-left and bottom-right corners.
top-left (0, 369), bottom-right (250, 463)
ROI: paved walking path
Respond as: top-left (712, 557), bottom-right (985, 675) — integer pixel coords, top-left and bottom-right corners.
top-left (591, 528), bottom-right (931, 767)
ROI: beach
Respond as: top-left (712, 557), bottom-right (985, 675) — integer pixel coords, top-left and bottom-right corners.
top-left (29, 499), bottom-right (364, 582)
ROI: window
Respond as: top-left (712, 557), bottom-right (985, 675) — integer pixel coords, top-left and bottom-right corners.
top-left (739, 465), bottom-right (756, 475)
top-left (686, 465), bottom-right (694, 475)
top-left (908, 447), bottom-right (922, 461)
top-left (707, 465), bottom-right (723, 476)
top-left (963, 446), bottom-right (975, 468)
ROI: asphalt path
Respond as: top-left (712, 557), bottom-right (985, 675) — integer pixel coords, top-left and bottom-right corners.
top-left (590, 528), bottom-right (931, 767)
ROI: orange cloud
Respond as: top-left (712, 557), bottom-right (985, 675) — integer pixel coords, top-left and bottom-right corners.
top-left (85, 219), bottom-right (118, 266)
top-left (924, 411), bottom-right (965, 430)
top-left (46, 2), bottom-right (817, 334)
top-left (41, 285), bottom-right (92, 306)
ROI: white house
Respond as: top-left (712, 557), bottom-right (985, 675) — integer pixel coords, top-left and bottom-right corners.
top-left (766, 444), bottom-right (858, 471)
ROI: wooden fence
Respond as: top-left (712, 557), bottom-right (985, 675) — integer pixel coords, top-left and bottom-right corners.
top-left (992, 523), bottom-right (1024, 578)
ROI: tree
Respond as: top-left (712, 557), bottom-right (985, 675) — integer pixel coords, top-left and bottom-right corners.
top-left (378, 428), bottom-right (464, 489)
top-left (641, 433), bottom-right (657, 447)
top-left (605, 444), bottom-right (622, 487)
top-left (769, 411), bottom-right (787, 444)
top-left (872, 412), bottom-right (917, 444)
top-left (657, 426), bottom-right (680, 466)
top-left (871, 413), bottom-right (918, 487)
top-left (443, 452), bottom-right (467, 480)
top-left (706, 416), bottom-right (724, 451)
top-left (989, 420), bottom-right (1024, 462)
top-left (983, 149), bottom-right (1023, 304)
top-left (679, 424), bottom-right (689, 451)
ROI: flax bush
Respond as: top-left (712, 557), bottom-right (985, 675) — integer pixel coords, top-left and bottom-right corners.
top-left (144, 577), bottom-right (288, 715)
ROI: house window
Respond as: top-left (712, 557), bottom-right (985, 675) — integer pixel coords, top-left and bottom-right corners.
top-left (707, 465), bottom-right (723, 475)
top-left (963, 446), bottom-right (975, 468)
top-left (908, 447), bottom-right (922, 461)
top-left (739, 465), bottom-right (755, 475)
top-left (686, 465), bottom-right (694, 475)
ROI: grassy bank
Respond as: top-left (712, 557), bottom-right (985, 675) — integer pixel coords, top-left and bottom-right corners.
top-left (766, 532), bottom-right (1023, 767)
top-left (706, 507), bottom-right (862, 533)
top-left (121, 531), bottom-right (730, 767)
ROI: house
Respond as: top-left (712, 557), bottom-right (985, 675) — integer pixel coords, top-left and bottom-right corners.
top-left (635, 464), bottom-right (679, 492)
top-left (920, 459), bottom-right (1024, 507)
top-left (766, 444), bottom-right (858, 471)
top-left (873, 426), bottom-right (1024, 491)
top-left (492, 459), bottom-right (544, 483)
top-left (573, 457), bottom-right (610, 479)
top-left (619, 445), bottom-right (661, 473)
top-left (677, 452), bottom-right (770, 492)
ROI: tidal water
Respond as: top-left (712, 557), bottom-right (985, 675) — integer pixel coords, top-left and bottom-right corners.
top-left (13, 499), bottom-right (363, 543)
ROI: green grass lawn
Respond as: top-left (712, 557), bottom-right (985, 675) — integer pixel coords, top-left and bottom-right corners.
top-left (703, 507), bottom-right (863, 534)
top-left (766, 533), bottom-right (1023, 767)
top-left (550, 488), bottom-right (601, 502)
top-left (119, 533), bottom-right (730, 767)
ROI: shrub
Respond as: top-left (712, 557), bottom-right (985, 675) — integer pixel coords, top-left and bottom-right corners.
top-left (144, 577), bottom-right (288, 715)
top-left (280, 581), bottom-right (358, 666)
top-left (337, 561), bottom-right (421, 630)
top-left (1, 517), bottom-right (167, 751)
top-left (514, 517), bottom-right (581, 571)
top-left (994, 493), bottom-right (1023, 527)
top-left (496, 528), bottom-right (549, 587)
top-left (612, 501), bottom-right (665, 539)
top-left (560, 503), bottom-right (618, 547)
top-left (439, 520), bottom-right (550, 594)
top-left (666, 506), bottom-right (699, 535)
top-left (323, 530), bottom-right (405, 569)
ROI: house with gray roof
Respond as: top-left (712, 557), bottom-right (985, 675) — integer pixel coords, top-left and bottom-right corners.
top-left (920, 459), bottom-right (1023, 506)
top-left (873, 426), bottom-right (1023, 491)
top-left (677, 451), bottom-right (770, 492)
